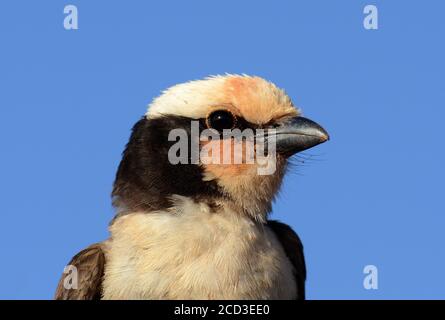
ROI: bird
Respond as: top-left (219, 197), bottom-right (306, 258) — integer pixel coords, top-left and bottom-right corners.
top-left (54, 74), bottom-right (329, 300)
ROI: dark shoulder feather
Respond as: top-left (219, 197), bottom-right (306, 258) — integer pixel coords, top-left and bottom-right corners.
top-left (54, 243), bottom-right (105, 300)
top-left (267, 220), bottom-right (306, 300)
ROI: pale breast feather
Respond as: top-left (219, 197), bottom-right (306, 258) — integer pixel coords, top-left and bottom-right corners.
top-left (102, 200), bottom-right (299, 300)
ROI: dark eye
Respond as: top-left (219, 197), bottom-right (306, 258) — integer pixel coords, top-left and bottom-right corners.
top-left (206, 110), bottom-right (237, 131)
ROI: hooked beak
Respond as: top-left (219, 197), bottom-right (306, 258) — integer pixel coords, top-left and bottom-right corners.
top-left (271, 116), bottom-right (329, 157)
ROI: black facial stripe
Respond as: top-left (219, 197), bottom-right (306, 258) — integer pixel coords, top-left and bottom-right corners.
top-left (112, 115), bottom-right (226, 214)
top-left (200, 116), bottom-right (261, 133)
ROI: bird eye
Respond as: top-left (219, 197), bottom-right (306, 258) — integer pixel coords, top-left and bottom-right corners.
top-left (206, 110), bottom-right (237, 131)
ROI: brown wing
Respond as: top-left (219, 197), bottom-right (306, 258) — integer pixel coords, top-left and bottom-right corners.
top-left (267, 220), bottom-right (306, 300)
top-left (54, 243), bottom-right (105, 300)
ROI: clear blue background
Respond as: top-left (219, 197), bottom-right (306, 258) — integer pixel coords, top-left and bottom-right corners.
top-left (1, 0), bottom-right (444, 299)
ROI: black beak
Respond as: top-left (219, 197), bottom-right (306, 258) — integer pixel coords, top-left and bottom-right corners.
top-left (271, 116), bottom-right (329, 157)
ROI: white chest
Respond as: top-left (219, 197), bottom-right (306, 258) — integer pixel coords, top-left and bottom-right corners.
top-left (102, 202), bottom-right (296, 300)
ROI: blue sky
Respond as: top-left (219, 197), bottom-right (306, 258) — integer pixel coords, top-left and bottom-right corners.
top-left (1, 0), bottom-right (444, 299)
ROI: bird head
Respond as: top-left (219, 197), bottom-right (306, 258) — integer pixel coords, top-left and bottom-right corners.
top-left (112, 75), bottom-right (328, 222)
